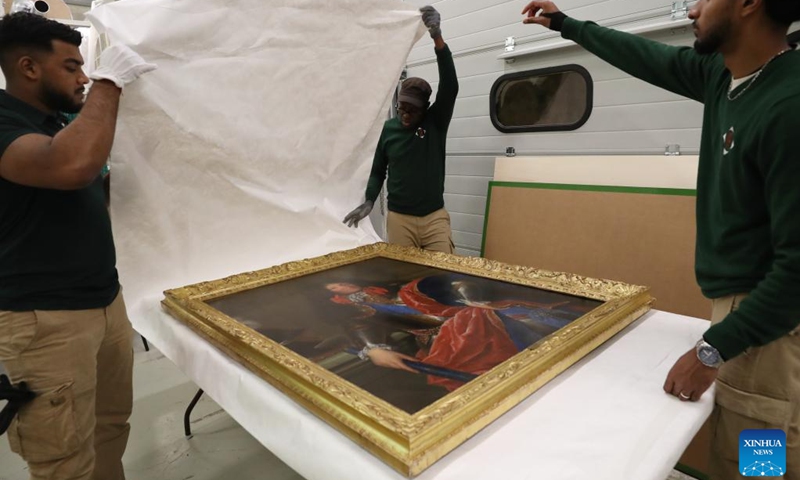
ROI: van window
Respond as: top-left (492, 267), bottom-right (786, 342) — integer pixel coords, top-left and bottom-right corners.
top-left (490, 65), bottom-right (593, 133)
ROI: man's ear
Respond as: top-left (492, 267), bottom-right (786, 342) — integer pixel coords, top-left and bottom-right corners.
top-left (740, 0), bottom-right (763, 18)
top-left (17, 55), bottom-right (41, 82)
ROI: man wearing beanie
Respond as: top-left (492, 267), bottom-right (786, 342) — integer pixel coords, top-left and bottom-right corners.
top-left (344, 5), bottom-right (459, 254)
top-left (522, 0), bottom-right (800, 477)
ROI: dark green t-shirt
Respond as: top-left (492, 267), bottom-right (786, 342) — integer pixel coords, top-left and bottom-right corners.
top-left (561, 19), bottom-right (800, 360)
top-left (0, 90), bottom-right (119, 311)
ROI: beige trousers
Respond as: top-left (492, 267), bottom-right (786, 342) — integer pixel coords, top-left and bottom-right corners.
top-left (0, 291), bottom-right (134, 480)
top-left (709, 294), bottom-right (800, 479)
top-left (387, 208), bottom-right (454, 254)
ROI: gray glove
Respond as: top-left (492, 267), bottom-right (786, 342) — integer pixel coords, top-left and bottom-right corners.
top-left (420, 6), bottom-right (441, 39)
top-left (344, 200), bottom-right (374, 228)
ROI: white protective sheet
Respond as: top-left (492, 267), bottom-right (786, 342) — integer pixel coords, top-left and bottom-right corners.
top-left (88, 0), bottom-right (424, 317)
top-left (133, 305), bottom-right (713, 480)
top-left (86, 2), bottom-right (712, 478)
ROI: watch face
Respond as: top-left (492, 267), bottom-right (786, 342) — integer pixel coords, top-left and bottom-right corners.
top-left (699, 345), bottom-right (721, 365)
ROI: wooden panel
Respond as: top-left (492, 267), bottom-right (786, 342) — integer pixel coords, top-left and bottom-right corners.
top-left (493, 155), bottom-right (699, 190)
top-left (483, 185), bottom-right (710, 319)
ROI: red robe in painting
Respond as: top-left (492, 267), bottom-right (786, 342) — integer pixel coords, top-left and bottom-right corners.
top-left (399, 279), bottom-right (518, 391)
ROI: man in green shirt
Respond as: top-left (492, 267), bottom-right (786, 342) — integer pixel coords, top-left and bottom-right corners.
top-left (344, 5), bottom-right (459, 253)
top-left (0, 13), bottom-right (154, 480)
top-left (522, 1), bottom-right (800, 477)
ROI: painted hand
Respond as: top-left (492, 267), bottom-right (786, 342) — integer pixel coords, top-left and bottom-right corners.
top-left (663, 348), bottom-right (718, 402)
top-left (367, 349), bottom-right (419, 373)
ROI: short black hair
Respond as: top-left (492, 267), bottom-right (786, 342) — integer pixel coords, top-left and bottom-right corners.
top-left (764, 0), bottom-right (800, 27)
top-left (0, 12), bottom-right (82, 75)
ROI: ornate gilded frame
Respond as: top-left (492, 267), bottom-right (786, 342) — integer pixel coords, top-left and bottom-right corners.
top-left (162, 243), bottom-right (652, 476)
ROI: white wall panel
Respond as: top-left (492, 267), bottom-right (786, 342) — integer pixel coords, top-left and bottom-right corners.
top-left (402, 0), bottom-right (702, 254)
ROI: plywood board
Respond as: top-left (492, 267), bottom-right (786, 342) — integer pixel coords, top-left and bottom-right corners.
top-left (483, 183), bottom-right (710, 320)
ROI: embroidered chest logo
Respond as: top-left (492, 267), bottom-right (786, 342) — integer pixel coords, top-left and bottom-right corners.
top-left (416, 127), bottom-right (426, 139)
top-left (723, 127), bottom-right (735, 155)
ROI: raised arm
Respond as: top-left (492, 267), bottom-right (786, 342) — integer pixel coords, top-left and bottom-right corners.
top-left (0, 45), bottom-right (155, 190)
top-left (522, 1), bottom-right (721, 103)
top-left (0, 82), bottom-right (120, 189)
top-left (421, 6), bottom-right (459, 129)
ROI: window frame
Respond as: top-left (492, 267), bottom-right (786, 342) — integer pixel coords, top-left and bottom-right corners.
top-left (489, 64), bottom-right (594, 134)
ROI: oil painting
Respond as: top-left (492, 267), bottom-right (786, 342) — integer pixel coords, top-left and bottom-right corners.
top-left (163, 243), bottom-right (651, 476)
top-left (208, 257), bottom-right (601, 413)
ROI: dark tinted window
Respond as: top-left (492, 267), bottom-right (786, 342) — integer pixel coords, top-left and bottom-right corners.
top-left (490, 65), bottom-right (593, 133)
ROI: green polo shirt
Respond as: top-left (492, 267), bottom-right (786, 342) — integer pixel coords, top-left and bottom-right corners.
top-left (0, 90), bottom-right (119, 311)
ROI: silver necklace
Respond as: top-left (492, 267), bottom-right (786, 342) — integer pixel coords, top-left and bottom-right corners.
top-left (728, 48), bottom-right (793, 101)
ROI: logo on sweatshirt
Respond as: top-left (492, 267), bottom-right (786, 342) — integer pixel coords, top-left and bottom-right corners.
top-left (723, 126), bottom-right (735, 155)
top-left (739, 429), bottom-right (786, 477)
top-left (416, 127), bottom-right (426, 139)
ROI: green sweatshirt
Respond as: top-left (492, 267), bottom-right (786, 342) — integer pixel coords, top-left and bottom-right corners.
top-left (365, 45), bottom-right (459, 216)
top-left (561, 18), bottom-right (800, 360)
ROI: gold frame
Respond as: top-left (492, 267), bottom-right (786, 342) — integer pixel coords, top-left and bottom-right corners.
top-left (162, 243), bottom-right (652, 476)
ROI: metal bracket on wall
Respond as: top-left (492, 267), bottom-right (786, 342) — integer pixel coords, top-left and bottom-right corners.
top-left (505, 37), bottom-right (516, 52)
top-left (664, 144), bottom-right (682, 156)
top-left (671, 0), bottom-right (689, 20)
top-left (504, 39), bottom-right (517, 64)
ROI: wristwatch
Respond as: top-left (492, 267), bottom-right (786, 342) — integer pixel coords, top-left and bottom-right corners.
top-left (696, 339), bottom-right (723, 368)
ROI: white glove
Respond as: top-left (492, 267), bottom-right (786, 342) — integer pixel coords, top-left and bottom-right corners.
top-left (89, 44), bottom-right (157, 89)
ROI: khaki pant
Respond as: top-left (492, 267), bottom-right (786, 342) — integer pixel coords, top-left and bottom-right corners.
top-left (709, 294), bottom-right (800, 480)
top-left (0, 291), bottom-right (133, 480)
top-left (387, 208), bottom-right (454, 254)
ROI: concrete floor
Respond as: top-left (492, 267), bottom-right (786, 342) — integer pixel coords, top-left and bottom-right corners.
top-left (0, 337), bottom-right (698, 480)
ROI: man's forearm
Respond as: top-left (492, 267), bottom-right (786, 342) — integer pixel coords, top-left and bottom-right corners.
top-left (434, 35), bottom-right (445, 50)
top-left (560, 17), bottom-right (711, 103)
top-left (51, 81), bottom-right (121, 182)
top-left (365, 174), bottom-right (384, 203)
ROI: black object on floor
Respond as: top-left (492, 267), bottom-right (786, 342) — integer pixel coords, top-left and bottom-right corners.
top-left (0, 374), bottom-right (36, 436)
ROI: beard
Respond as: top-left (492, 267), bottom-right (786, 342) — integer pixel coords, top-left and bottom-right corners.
top-left (40, 81), bottom-right (84, 114)
top-left (693, 19), bottom-right (731, 55)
